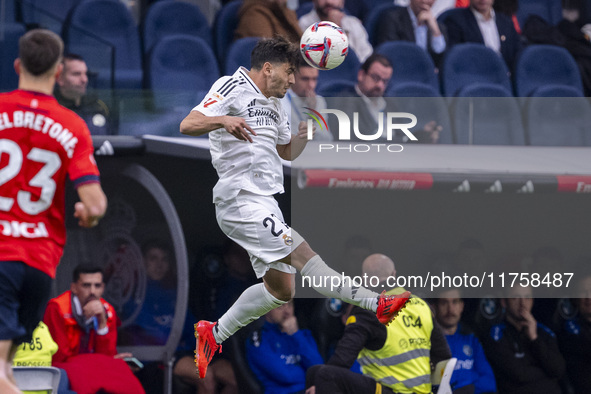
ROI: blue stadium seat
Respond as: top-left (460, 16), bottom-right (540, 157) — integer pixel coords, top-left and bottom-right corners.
top-left (144, 34), bottom-right (220, 137)
top-left (376, 41), bottom-right (439, 93)
top-left (0, 0), bottom-right (17, 22)
top-left (296, 2), bottom-right (314, 19)
top-left (442, 43), bottom-right (512, 97)
top-left (532, 85), bottom-right (584, 97)
top-left (452, 95), bottom-right (525, 145)
top-left (147, 35), bottom-right (219, 93)
top-left (517, 0), bottom-right (562, 26)
top-left (387, 82), bottom-right (441, 97)
top-left (21, 0), bottom-right (77, 33)
top-left (317, 80), bottom-right (358, 97)
top-left (344, 0), bottom-right (374, 22)
top-left (525, 97), bottom-right (591, 146)
top-left (142, 1), bottom-right (212, 55)
top-left (63, 0), bottom-right (143, 89)
top-left (316, 49), bottom-right (361, 92)
top-left (514, 45), bottom-right (583, 97)
top-left (0, 23), bottom-right (25, 92)
top-left (225, 37), bottom-right (260, 75)
top-left (364, 4), bottom-right (399, 47)
top-left (213, 0), bottom-right (242, 64)
top-left (457, 82), bottom-right (513, 97)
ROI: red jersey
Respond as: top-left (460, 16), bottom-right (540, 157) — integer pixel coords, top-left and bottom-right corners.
top-left (0, 90), bottom-right (100, 278)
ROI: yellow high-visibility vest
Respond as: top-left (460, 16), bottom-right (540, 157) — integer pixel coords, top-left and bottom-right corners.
top-left (13, 322), bottom-right (58, 367)
top-left (357, 288), bottom-right (433, 394)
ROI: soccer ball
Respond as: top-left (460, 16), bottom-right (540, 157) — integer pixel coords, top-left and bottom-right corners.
top-left (300, 21), bottom-right (349, 70)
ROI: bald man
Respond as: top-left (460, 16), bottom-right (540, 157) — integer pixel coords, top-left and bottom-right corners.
top-left (306, 254), bottom-right (451, 394)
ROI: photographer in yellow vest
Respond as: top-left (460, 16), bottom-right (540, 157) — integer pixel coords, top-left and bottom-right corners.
top-left (306, 254), bottom-right (451, 394)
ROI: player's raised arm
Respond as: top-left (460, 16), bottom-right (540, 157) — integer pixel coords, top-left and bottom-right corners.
top-left (180, 110), bottom-right (257, 142)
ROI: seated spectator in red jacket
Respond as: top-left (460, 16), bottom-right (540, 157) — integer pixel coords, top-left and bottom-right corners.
top-left (44, 264), bottom-right (145, 394)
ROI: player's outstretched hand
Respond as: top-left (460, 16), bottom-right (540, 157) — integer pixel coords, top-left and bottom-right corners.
top-left (74, 202), bottom-right (100, 228)
top-left (223, 116), bottom-right (257, 142)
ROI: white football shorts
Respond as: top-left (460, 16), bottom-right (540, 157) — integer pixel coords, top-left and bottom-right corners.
top-left (215, 190), bottom-right (302, 278)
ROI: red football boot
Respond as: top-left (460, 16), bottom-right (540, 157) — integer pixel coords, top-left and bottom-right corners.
top-left (376, 290), bottom-right (411, 325)
top-left (194, 321), bottom-right (221, 378)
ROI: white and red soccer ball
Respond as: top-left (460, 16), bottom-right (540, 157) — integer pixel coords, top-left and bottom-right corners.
top-left (300, 21), bottom-right (349, 70)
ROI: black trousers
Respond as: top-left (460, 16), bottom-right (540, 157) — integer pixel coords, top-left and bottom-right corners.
top-left (306, 364), bottom-right (395, 394)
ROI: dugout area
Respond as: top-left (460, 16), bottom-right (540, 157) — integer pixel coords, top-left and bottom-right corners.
top-left (54, 135), bottom-right (591, 393)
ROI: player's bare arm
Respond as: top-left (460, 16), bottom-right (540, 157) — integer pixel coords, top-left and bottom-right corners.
top-left (276, 121), bottom-right (310, 161)
top-left (180, 110), bottom-right (257, 142)
top-left (75, 183), bottom-right (107, 228)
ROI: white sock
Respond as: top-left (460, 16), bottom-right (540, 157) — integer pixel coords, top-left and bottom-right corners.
top-left (300, 255), bottom-right (379, 312)
top-left (214, 283), bottom-right (285, 344)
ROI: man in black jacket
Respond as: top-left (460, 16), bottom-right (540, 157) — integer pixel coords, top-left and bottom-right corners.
top-left (374, 0), bottom-right (447, 66)
top-left (441, 0), bottom-right (521, 69)
top-left (483, 284), bottom-right (565, 394)
top-left (54, 54), bottom-right (113, 135)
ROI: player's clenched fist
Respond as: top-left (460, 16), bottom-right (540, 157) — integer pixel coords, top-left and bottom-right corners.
top-left (74, 202), bottom-right (99, 228)
top-left (296, 120), bottom-right (310, 139)
top-left (223, 116), bottom-right (257, 142)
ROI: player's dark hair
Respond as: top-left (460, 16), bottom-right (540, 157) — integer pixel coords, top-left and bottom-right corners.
top-left (250, 35), bottom-right (299, 70)
top-left (360, 53), bottom-right (392, 73)
top-left (63, 53), bottom-right (85, 63)
top-left (73, 264), bottom-right (104, 283)
top-left (19, 29), bottom-right (63, 76)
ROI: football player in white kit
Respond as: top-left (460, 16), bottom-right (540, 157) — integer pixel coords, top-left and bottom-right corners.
top-left (180, 36), bottom-right (410, 379)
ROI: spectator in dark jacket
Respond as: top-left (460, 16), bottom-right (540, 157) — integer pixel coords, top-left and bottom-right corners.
top-left (375, 0), bottom-right (448, 66)
top-left (483, 284), bottom-right (565, 394)
top-left (54, 54), bottom-right (113, 135)
top-left (442, 0), bottom-right (521, 69)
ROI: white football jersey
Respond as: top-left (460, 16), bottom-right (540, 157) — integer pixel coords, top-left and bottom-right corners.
top-left (194, 67), bottom-right (292, 203)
